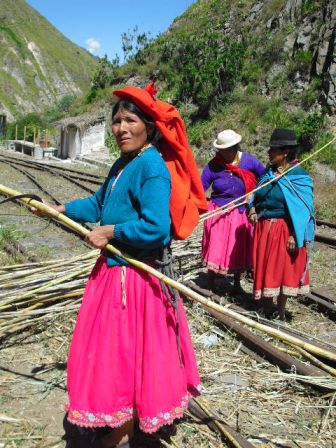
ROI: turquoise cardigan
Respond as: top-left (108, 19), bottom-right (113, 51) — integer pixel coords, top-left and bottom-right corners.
top-left (64, 147), bottom-right (172, 266)
top-left (249, 164), bottom-right (315, 248)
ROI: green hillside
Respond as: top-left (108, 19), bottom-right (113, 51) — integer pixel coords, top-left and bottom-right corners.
top-left (85, 0), bottom-right (335, 167)
top-left (0, 0), bottom-right (98, 120)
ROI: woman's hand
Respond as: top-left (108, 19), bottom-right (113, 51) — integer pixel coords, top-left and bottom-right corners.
top-left (286, 235), bottom-right (296, 252)
top-left (245, 193), bottom-right (252, 203)
top-left (84, 225), bottom-right (115, 249)
top-left (248, 207), bottom-right (258, 225)
top-left (30, 201), bottom-right (65, 217)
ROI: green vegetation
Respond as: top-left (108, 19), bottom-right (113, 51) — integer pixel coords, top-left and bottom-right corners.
top-left (262, 0), bottom-right (287, 20)
top-left (0, 25), bottom-right (25, 54)
top-left (6, 112), bottom-right (48, 141)
top-left (301, 0), bottom-right (321, 14)
top-left (0, 0), bottom-right (97, 119)
top-left (314, 131), bottom-right (336, 169)
top-left (0, 220), bottom-right (31, 264)
top-left (287, 50), bottom-right (314, 80)
top-left (154, 31), bottom-right (246, 117)
top-left (1, 0), bottom-right (334, 172)
top-left (0, 222), bottom-right (17, 247)
top-left (5, 111), bottom-right (60, 145)
top-left (105, 132), bottom-right (120, 156)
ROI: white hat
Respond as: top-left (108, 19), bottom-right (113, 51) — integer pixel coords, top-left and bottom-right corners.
top-left (213, 129), bottom-right (242, 149)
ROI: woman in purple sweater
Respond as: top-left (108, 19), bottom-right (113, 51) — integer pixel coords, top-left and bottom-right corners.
top-left (201, 129), bottom-right (265, 291)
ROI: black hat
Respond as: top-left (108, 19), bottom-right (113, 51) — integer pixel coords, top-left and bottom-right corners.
top-left (269, 128), bottom-right (298, 148)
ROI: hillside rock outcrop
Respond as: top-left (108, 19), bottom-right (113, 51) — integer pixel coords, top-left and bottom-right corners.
top-left (260, 0), bottom-right (336, 111)
top-left (0, 0), bottom-right (97, 120)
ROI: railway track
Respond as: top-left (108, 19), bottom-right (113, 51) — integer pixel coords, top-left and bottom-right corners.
top-left (0, 151), bottom-right (105, 183)
top-left (0, 150), bottom-right (335, 311)
top-left (0, 152), bottom-right (99, 241)
top-left (305, 288), bottom-right (336, 315)
top-left (1, 151), bottom-right (336, 241)
top-left (0, 153), bottom-right (101, 194)
top-left (185, 282), bottom-right (336, 391)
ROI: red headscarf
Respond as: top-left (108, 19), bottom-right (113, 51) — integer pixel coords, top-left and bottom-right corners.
top-left (212, 153), bottom-right (257, 194)
top-left (113, 83), bottom-right (208, 240)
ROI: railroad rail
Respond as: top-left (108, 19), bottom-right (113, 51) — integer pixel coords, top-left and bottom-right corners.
top-left (0, 155), bottom-right (94, 237)
top-left (0, 154), bottom-right (99, 194)
top-left (305, 288), bottom-right (336, 315)
top-left (0, 152), bottom-right (104, 184)
top-left (316, 219), bottom-right (336, 229)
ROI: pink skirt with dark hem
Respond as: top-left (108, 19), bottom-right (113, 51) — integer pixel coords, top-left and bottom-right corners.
top-left (66, 256), bottom-right (201, 433)
top-left (201, 201), bottom-right (254, 274)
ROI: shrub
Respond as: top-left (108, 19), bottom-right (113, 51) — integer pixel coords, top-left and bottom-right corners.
top-left (105, 132), bottom-right (120, 156)
top-left (241, 62), bottom-right (262, 84)
top-left (86, 54), bottom-right (120, 104)
top-left (301, 77), bottom-right (322, 109)
top-left (314, 131), bottom-right (336, 169)
top-left (6, 113), bottom-right (49, 141)
top-left (44, 95), bottom-right (77, 122)
top-left (154, 30), bottom-right (246, 117)
top-left (187, 119), bottom-right (216, 148)
top-left (287, 50), bottom-right (313, 80)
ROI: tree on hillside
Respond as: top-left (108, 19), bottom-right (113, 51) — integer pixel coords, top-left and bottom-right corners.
top-left (86, 54), bottom-right (120, 103)
top-left (121, 26), bottom-right (153, 64)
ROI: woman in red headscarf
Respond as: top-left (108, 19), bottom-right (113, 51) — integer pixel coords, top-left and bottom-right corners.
top-left (39, 85), bottom-right (207, 447)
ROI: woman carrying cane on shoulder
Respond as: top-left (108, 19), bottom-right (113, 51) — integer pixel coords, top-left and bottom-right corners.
top-left (201, 129), bottom-right (265, 292)
top-left (248, 128), bottom-right (315, 321)
top-left (35, 83), bottom-right (207, 447)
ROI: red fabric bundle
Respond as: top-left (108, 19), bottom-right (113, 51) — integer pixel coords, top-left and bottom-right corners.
top-left (212, 153), bottom-right (257, 194)
top-left (113, 83), bottom-right (207, 240)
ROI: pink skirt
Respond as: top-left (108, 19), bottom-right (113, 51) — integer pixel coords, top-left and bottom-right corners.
top-left (202, 201), bottom-right (254, 274)
top-left (66, 257), bottom-right (201, 433)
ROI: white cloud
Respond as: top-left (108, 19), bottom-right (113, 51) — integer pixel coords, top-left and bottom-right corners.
top-left (85, 38), bottom-right (101, 55)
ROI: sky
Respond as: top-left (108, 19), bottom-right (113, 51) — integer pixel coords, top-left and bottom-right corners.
top-left (26, 0), bottom-right (196, 61)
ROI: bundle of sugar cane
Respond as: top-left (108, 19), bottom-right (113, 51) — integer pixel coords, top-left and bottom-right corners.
top-left (0, 250), bottom-right (98, 338)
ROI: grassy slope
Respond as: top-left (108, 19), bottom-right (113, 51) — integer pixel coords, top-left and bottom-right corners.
top-left (0, 0), bottom-right (98, 117)
top-left (89, 0), bottom-right (334, 169)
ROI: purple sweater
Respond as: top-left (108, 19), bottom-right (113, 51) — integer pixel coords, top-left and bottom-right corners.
top-left (201, 152), bottom-right (265, 211)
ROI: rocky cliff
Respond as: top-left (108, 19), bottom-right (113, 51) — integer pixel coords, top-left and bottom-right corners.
top-left (259, 0), bottom-right (336, 112)
top-left (0, 0), bottom-right (97, 120)
top-left (184, 0), bottom-right (336, 113)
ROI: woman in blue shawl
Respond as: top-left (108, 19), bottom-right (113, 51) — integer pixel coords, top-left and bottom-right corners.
top-left (248, 129), bottom-right (315, 320)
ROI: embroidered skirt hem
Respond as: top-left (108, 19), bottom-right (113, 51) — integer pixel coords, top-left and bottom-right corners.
top-left (202, 261), bottom-right (252, 275)
top-left (254, 284), bottom-right (310, 300)
top-left (66, 387), bottom-right (201, 433)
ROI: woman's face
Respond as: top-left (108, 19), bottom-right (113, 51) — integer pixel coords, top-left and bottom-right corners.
top-left (112, 108), bottom-right (149, 154)
top-left (268, 147), bottom-right (289, 167)
top-left (219, 145), bottom-right (238, 163)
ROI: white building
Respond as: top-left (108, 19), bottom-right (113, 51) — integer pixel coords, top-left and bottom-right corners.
top-left (57, 112), bottom-right (108, 160)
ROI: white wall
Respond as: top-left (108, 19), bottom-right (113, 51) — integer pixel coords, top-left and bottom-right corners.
top-left (81, 121), bottom-right (105, 154)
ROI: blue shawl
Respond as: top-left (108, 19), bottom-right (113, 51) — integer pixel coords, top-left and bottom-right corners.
top-left (254, 165), bottom-right (315, 248)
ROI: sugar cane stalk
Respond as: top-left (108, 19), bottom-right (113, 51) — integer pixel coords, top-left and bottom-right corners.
top-left (1, 183), bottom-right (336, 362)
